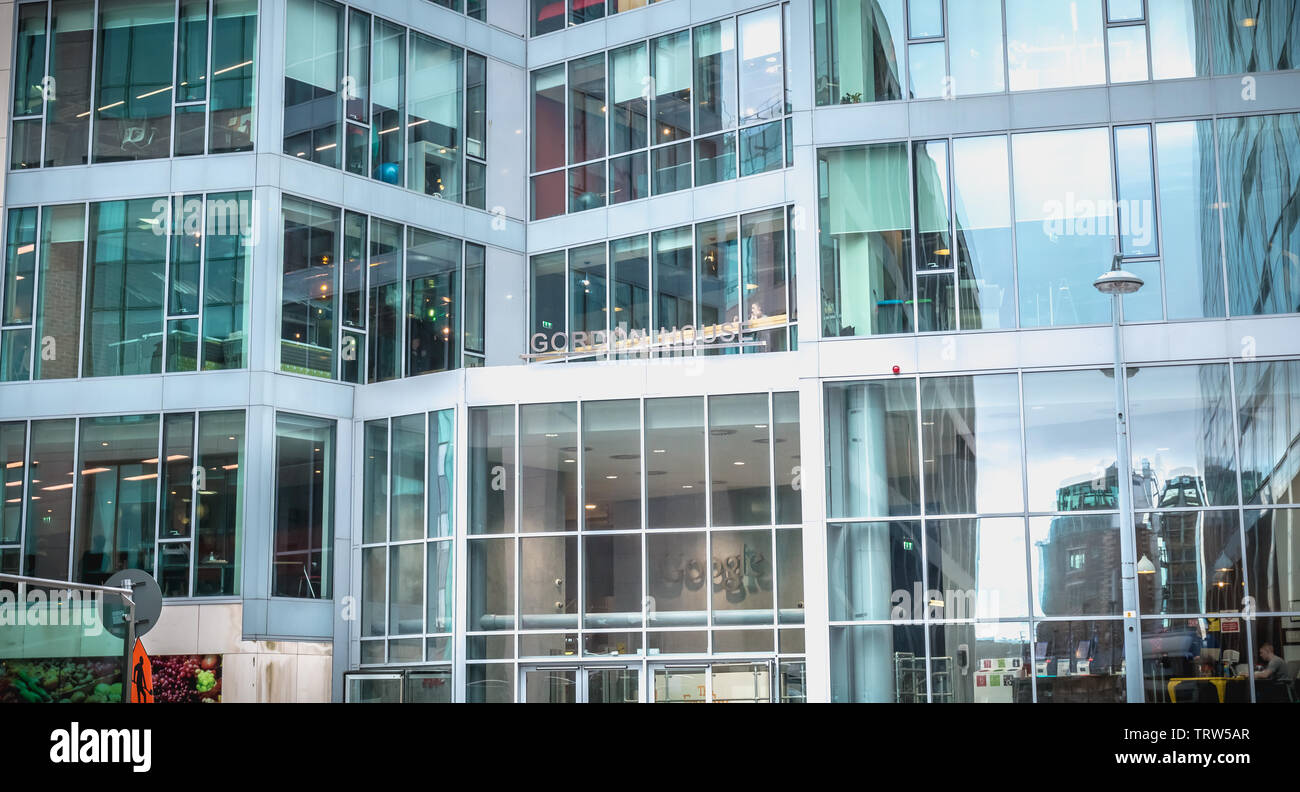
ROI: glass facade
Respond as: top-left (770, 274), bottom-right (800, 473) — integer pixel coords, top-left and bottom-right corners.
top-left (532, 0), bottom-right (663, 36)
top-left (0, 193), bottom-right (252, 381)
top-left (279, 195), bottom-right (486, 381)
top-left (10, 0), bottom-right (256, 169)
top-left (0, 410), bottom-right (244, 596)
top-left (284, 0), bottom-right (488, 208)
top-left (530, 5), bottom-right (793, 219)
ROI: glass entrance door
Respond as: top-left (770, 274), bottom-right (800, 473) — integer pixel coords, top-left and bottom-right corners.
top-left (651, 662), bottom-right (773, 703)
top-left (520, 665), bottom-right (640, 702)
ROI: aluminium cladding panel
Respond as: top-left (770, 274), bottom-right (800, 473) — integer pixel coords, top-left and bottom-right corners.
top-left (485, 245), bottom-right (528, 367)
top-left (486, 56), bottom-right (530, 226)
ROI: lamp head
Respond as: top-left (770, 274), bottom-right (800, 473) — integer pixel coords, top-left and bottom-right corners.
top-left (1094, 253), bottom-right (1145, 295)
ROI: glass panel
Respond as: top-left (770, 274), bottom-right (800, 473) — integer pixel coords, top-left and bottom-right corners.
top-left (280, 198), bottom-right (337, 379)
top-left (520, 403), bottom-right (578, 533)
top-left (712, 529), bottom-right (773, 622)
top-left (647, 531), bottom-right (707, 627)
top-left (824, 380), bottom-right (920, 518)
top-left (391, 414), bottom-right (425, 542)
top-left (465, 159), bottom-right (487, 209)
top-left (347, 674), bottom-right (399, 700)
top-left (194, 411), bottom-right (242, 596)
top-left (407, 32), bottom-right (461, 200)
top-left (159, 413), bottom-right (194, 551)
top-left (1006, 0), bottom-right (1106, 90)
top-left (344, 9), bottom-right (370, 125)
top-left (583, 533), bottom-right (642, 628)
top-left (929, 622), bottom-right (1032, 702)
top-left (1127, 364), bottom-right (1237, 507)
top-left (1148, 0), bottom-right (1207, 80)
top-left (738, 6), bottom-right (782, 124)
top-left (203, 191), bottom-right (252, 370)
top-left (1110, 0), bottom-right (1145, 22)
top-left (926, 517), bottom-right (1029, 619)
top-left (611, 236), bottom-right (650, 345)
top-left (695, 218), bottom-right (739, 343)
top-left (13, 3), bottom-right (48, 118)
top-left (1114, 126), bottom-right (1158, 258)
top-left (167, 196), bottom-right (202, 317)
top-left (469, 406), bottom-right (515, 535)
top-left (466, 663), bottom-right (513, 703)
top-left (530, 251), bottom-right (566, 352)
top-left (1136, 510), bottom-right (1245, 616)
top-left (827, 521), bottom-right (922, 621)
top-left (94, 0), bottom-right (175, 161)
top-left (1236, 360), bottom-right (1300, 506)
top-left (651, 31), bottom-right (691, 144)
top-left (370, 21), bottom-right (405, 186)
top-left (532, 170), bottom-right (567, 221)
top-left (694, 20), bottom-right (736, 136)
top-left (606, 153), bottom-right (647, 206)
top-left (0, 423), bottom-right (26, 545)
top-left (738, 121), bottom-right (783, 177)
top-left (654, 665), bottom-right (707, 701)
top-left (32, 204), bottom-right (85, 381)
top-left (949, 0), bottom-right (1005, 94)
top-left (913, 139), bottom-right (951, 270)
top-left (1108, 24), bottom-right (1150, 82)
top-left (1012, 127), bottom-right (1116, 328)
top-left (710, 394), bottom-right (772, 527)
top-left (569, 162), bottom-right (607, 213)
top-left (272, 413), bottom-right (335, 599)
top-left (3, 208), bottom-right (38, 326)
top-left (647, 631), bottom-right (706, 655)
top-left (1023, 369), bottom-right (1119, 513)
top-left (1209, 0), bottom-right (1300, 75)
top-left (0, 330), bottom-right (32, 382)
top-left (84, 199), bottom-right (166, 377)
top-left (389, 543), bottom-right (423, 635)
top-left (532, 0), bottom-right (563, 35)
top-left (712, 632), bottom-right (774, 655)
top-left (283, 0), bottom-right (342, 166)
top-left (520, 634), bottom-right (577, 658)
top-left (367, 219), bottom-right (402, 383)
top-left (23, 420), bottom-right (75, 579)
top-left (569, 54), bottom-right (605, 165)
top-left (340, 211), bottom-right (366, 331)
top-left (818, 144), bottom-right (914, 337)
top-left (582, 400), bottom-right (640, 531)
top-left (583, 631), bottom-right (640, 656)
top-left (1219, 113), bottom-right (1300, 317)
top-left (209, 0), bottom-right (257, 154)
top-left (429, 410), bottom-right (455, 538)
top-left (645, 397), bottom-right (705, 528)
top-left (909, 0), bottom-right (943, 37)
top-left (176, 0), bottom-right (210, 104)
top-left (609, 42), bottom-right (648, 155)
top-left (569, 245), bottom-right (606, 353)
top-left (1142, 617), bottom-right (1249, 703)
top-left (1031, 515), bottom-right (1122, 616)
top-left (907, 41), bottom-right (946, 99)
top-left (775, 527), bottom-right (803, 623)
top-left (588, 668), bottom-right (638, 703)
top-left (951, 136), bottom-right (1015, 330)
top-left (73, 414), bottom-right (160, 585)
top-left (406, 228), bottom-right (461, 376)
top-left (651, 142), bottom-right (691, 194)
top-left (463, 244), bottom-right (485, 355)
top-left (165, 318), bottom-right (199, 373)
top-left (1034, 620), bottom-right (1126, 701)
top-left (45, 0), bottom-right (94, 168)
top-left (406, 669), bottom-right (452, 702)
top-left (652, 227), bottom-right (694, 337)
top-left (830, 623), bottom-right (926, 702)
top-left (525, 669), bottom-right (577, 702)
top-left (11, 118), bottom-right (43, 170)
top-left (531, 65), bottom-right (565, 172)
top-left (1154, 120), bottom-right (1222, 319)
top-left (427, 541), bottom-right (453, 633)
top-left (1243, 508), bottom-right (1300, 615)
top-left (520, 535), bottom-right (578, 628)
top-left (916, 273), bottom-right (955, 332)
top-left (813, 0), bottom-right (905, 105)
top-left (772, 394), bottom-right (801, 524)
top-left (469, 538), bottom-right (514, 630)
top-left (920, 374), bottom-right (1024, 514)
top-left (362, 420), bottom-right (388, 544)
top-left (694, 134), bottom-right (736, 186)
top-left (466, 52), bottom-right (486, 161)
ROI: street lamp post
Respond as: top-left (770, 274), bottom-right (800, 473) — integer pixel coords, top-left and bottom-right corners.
top-left (1094, 253), bottom-right (1146, 704)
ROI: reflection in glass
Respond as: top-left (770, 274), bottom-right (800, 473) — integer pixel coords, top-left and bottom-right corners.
top-left (827, 522), bottom-right (922, 622)
top-left (1243, 508), bottom-right (1300, 616)
top-left (694, 19), bottom-right (737, 135)
top-left (520, 403), bottom-right (578, 532)
top-left (948, 0), bottom-right (1005, 94)
top-left (926, 518), bottom-right (1029, 619)
top-left (583, 401), bottom-right (641, 530)
top-left (929, 622), bottom-right (1032, 702)
top-left (469, 406), bottom-right (515, 534)
top-left (1142, 617), bottom-right (1251, 703)
top-left (647, 531), bottom-right (707, 626)
top-left (390, 414), bottom-right (425, 542)
top-left (1108, 24), bottom-right (1150, 83)
top-left (1154, 120), bottom-right (1222, 319)
top-left (1006, 0), bottom-right (1106, 90)
top-left (583, 533), bottom-right (642, 627)
top-left (1136, 510), bottom-right (1244, 616)
top-left (710, 394), bottom-right (771, 527)
top-left (73, 415), bottom-right (160, 585)
top-left (645, 397), bottom-right (706, 528)
top-left (921, 374), bottom-right (1024, 514)
top-left (825, 380), bottom-right (919, 518)
top-left (389, 543), bottom-right (423, 635)
top-left (1030, 515), bottom-right (1122, 616)
top-left (283, 0), bottom-right (342, 165)
top-left (830, 624), bottom-right (925, 702)
top-left (813, 0), bottom-right (904, 105)
top-left (610, 43), bottom-right (648, 155)
top-left (1236, 360), bottom-right (1300, 506)
top-left (737, 6), bottom-right (783, 124)
top-left (84, 199), bottom-right (166, 377)
top-left (651, 31), bottom-right (692, 144)
top-left (280, 198), bottom-right (337, 379)
top-left (520, 535), bottom-right (578, 628)
top-left (818, 144), bottom-right (913, 337)
top-left (712, 529), bottom-right (773, 622)
top-left (1022, 369), bottom-right (1120, 513)
top-left (773, 393), bottom-right (801, 524)
top-left (469, 537), bottom-right (514, 631)
top-left (952, 135), bottom-right (1015, 330)
top-left (612, 236), bottom-right (651, 342)
top-left (1035, 620), bottom-right (1126, 702)
top-left (272, 413), bottom-right (334, 599)
top-left (1127, 364), bottom-right (1237, 506)
top-left (406, 32), bottom-right (461, 199)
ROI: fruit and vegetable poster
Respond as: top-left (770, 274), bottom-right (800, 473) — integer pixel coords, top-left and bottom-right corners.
top-left (1, 654), bottom-right (222, 703)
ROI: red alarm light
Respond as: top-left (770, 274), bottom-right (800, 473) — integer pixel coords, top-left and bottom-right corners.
top-left (892, 365), bottom-right (901, 375)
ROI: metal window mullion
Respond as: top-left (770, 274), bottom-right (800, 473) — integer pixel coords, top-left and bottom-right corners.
top-left (1210, 116), bottom-right (1231, 316)
top-left (1016, 370), bottom-right (1037, 703)
top-left (1224, 359), bottom-right (1255, 701)
top-left (421, 410), bottom-right (430, 659)
top-left (86, 0), bottom-right (100, 165)
top-left (75, 202), bottom-right (90, 379)
top-left (908, 139), bottom-right (918, 333)
top-left (63, 417), bottom-right (81, 581)
top-left (16, 420), bottom-right (33, 575)
top-left (38, 0), bottom-right (53, 169)
top-left (151, 409), bottom-right (165, 591)
top-left (767, 391), bottom-right (778, 642)
top-left (913, 375), bottom-right (933, 701)
top-left (169, 0), bottom-right (181, 154)
top-left (25, 206), bottom-right (43, 378)
top-left (383, 417), bottom-right (393, 641)
top-left (1003, 132), bottom-right (1022, 330)
top-left (702, 394), bottom-right (712, 654)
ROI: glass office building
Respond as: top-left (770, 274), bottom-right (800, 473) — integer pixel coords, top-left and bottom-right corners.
top-left (0, 0), bottom-right (1297, 703)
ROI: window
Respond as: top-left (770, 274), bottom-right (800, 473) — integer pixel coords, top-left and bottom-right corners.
top-left (359, 410), bottom-right (455, 667)
top-left (529, 6), bottom-right (792, 218)
top-left (10, 0), bottom-right (257, 167)
top-left (814, 0), bottom-right (905, 105)
top-left (283, 0), bottom-right (487, 207)
top-left (273, 412), bottom-right (335, 599)
top-left (279, 196), bottom-right (484, 382)
top-left (527, 207), bottom-right (796, 360)
top-left (0, 193), bottom-right (252, 382)
top-left (531, 0), bottom-right (662, 36)
top-left (3, 411), bottom-right (243, 596)
top-left (1006, 0), bottom-right (1106, 90)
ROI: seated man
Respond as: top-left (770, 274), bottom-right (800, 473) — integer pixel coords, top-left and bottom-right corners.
top-left (1254, 643), bottom-right (1291, 682)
